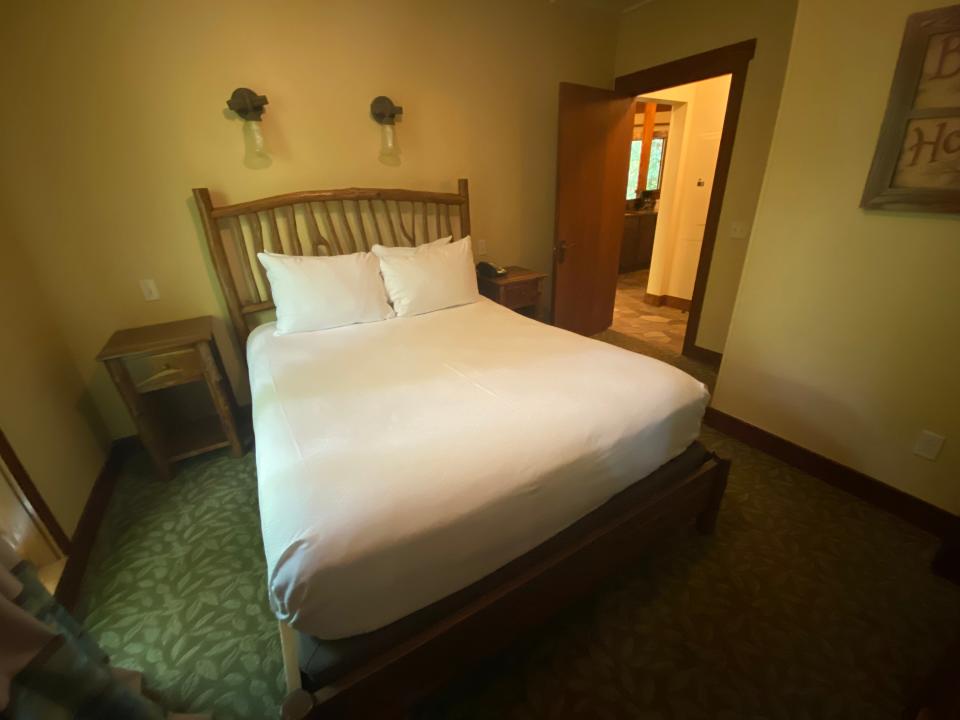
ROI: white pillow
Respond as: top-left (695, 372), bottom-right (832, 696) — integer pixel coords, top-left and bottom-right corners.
top-left (257, 251), bottom-right (394, 334)
top-left (376, 237), bottom-right (480, 317)
top-left (371, 235), bottom-right (452, 257)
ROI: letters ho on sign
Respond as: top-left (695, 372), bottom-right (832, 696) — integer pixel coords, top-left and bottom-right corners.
top-left (862, 3), bottom-right (960, 213)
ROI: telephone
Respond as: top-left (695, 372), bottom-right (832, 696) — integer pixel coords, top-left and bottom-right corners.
top-left (476, 261), bottom-right (508, 278)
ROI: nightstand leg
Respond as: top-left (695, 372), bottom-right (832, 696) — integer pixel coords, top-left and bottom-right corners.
top-left (104, 358), bottom-right (172, 481)
top-left (195, 341), bottom-right (243, 458)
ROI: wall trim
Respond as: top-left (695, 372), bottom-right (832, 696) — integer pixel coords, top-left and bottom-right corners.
top-left (54, 437), bottom-right (136, 610)
top-left (684, 344), bottom-right (723, 368)
top-left (640, 294), bottom-right (723, 368)
top-left (703, 407), bottom-right (960, 541)
top-left (643, 292), bottom-right (691, 311)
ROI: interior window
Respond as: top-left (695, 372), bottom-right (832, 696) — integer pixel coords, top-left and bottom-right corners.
top-left (647, 136), bottom-right (666, 191)
top-left (625, 136), bottom-right (667, 200)
top-left (626, 140), bottom-right (643, 200)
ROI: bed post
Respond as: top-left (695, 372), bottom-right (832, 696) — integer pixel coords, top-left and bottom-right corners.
top-left (458, 178), bottom-right (471, 237)
top-left (193, 187), bottom-right (249, 348)
top-left (696, 455), bottom-right (730, 535)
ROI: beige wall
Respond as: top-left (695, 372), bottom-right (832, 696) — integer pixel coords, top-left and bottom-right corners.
top-left (0, 234), bottom-right (107, 536)
top-left (615, 0), bottom-right (798, 352)
top-left (714, 0), bottom-right (960, 514)
top-left (0, 0), bottom-right (618, 439)
top-left (644, 75), bottom-right (731, 302)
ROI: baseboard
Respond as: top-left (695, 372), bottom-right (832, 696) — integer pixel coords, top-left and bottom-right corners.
top-left (683, 344), bottom-right (723, 367)
top-left (703, 407), bottom-right (960, 543)
top-left (54, 437), bottom-right (137, 611)
top-left (643, 292), bottom-right (691, 312)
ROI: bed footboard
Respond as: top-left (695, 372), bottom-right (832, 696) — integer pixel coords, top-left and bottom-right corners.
top-left (280, 453), bottom-right (730, 720)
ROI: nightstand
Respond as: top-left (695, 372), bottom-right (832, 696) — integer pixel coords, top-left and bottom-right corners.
top-left (477, 266), bottom-right (547, 318)
top-left (97, 316), bottom-right (244, 480)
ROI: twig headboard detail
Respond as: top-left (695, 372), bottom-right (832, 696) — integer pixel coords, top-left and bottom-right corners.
top-left (193, 178), bottom-right (471, 347)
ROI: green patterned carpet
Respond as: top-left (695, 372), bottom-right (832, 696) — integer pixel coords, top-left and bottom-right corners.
top-left (77, 348), bottom-right (960, 719)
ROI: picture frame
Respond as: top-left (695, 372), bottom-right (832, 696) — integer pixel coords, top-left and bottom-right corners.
top-left (861, 3), bottom-right (960, 213)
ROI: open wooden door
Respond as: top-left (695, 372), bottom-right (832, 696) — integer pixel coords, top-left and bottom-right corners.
top-left (552, 83), bottom-right (635, 335)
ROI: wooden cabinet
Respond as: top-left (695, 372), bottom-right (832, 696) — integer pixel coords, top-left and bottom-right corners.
top-left (619, 211), bottom-right (657, 273)
top-left (97, 316), bottom-right (244, 480)
top-left (477, 266), bottom-right (546, 318)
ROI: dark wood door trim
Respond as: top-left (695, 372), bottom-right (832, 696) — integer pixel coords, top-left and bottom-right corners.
top-left (703, 406), bottom-right (960, 541)
top-left (615, 39), bottom-right (757, 365)
top-left (0, 426), bottom-right (71, 553)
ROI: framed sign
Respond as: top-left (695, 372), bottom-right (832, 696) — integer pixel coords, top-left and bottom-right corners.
top-left (861, 3), bottom-right (960, 213)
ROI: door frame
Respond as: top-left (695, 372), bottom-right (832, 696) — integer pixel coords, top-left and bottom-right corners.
top-left (0, 426), bottom-right (71, 553)
top-left (615, 39), bottom-right (756, 367)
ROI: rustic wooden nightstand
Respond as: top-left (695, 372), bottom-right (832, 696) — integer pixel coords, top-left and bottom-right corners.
top-left (477, 266), bottom-right (547, 318)
top-left (97, 316), bottom-right (244, 480)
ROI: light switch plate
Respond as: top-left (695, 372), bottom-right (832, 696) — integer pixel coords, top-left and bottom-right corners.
top-left (139, 278), bottom-right (160, 302)
top-left (476, 237), bottom-right (488, 256)
top-left (913, 430), bottom-right (945, 461)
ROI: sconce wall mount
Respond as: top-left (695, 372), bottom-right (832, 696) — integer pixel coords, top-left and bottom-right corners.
top-left (370, 96), bottom-right (403, 125)
top-left (227, 88), bottom-right (269, 121)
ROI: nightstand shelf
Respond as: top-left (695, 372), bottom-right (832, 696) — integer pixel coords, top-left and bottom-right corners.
top-left (477, 266), bottom-right (547, 318)
top-left (97, 316), bottom-right (244, 480)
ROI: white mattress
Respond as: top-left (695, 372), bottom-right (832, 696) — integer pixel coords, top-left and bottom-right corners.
top-left (248, 298), bottom-right (709, 639)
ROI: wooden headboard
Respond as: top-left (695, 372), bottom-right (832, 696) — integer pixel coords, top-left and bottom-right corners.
top-left (193, 179), bottom-right (471, 347)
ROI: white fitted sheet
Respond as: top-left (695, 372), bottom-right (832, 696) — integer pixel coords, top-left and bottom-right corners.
top-left (248, 298), bottom-right (709, 639)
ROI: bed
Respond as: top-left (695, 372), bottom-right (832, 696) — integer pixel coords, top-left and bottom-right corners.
top-left (193, 179), bottom-right (729, 719)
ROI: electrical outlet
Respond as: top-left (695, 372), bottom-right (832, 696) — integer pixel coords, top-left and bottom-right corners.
top-left (139, 278), bottom-right (160, 302)
top-left (913, 430), bottom-right (945, 461)
top-left (476, 237), bottom-right (488, 256)
top-left (730, 221), bottom-right (750, 240)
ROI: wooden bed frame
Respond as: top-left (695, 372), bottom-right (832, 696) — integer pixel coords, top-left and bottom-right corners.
top-left (192, 178), bottom-right (730, 719)
top-left (193, 179), bottom-right (471, 346)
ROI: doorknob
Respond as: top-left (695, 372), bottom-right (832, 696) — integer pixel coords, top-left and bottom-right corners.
top-left (555, 240), bottom-right (578, 263)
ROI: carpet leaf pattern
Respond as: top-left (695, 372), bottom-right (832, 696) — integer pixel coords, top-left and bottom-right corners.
top-left (78, 393), bottom-right (959, 718)
top-left (78, 452), bottom-right (285, 719)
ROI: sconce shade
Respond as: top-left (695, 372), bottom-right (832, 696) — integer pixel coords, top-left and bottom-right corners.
top-left (370, 96), bottom-right (403, 125)
top-left (228, 88), bottom-right (269, 121)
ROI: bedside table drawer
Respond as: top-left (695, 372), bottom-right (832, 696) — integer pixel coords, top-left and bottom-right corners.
top-left (128, 348), bottom-right (204, 393)
top-left (502, 281), bottom-right (540, 309)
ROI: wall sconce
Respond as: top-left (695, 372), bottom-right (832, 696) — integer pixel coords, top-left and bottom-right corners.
top-left (370, 96), bottom-right (403, 163)
top-left (227, 88), bottom-right (269, 157)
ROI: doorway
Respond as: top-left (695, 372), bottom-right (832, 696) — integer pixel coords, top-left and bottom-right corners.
top-left (552, 40), bottom-right (756, 367)
top-left (0, 428), bottom-right (69, 592)
top-left (612, 75), bottom-right (731, 363)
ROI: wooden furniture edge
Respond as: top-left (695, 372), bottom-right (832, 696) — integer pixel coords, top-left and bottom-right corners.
top-left (96, 316), bottom-right (214, 361)
top-left (54, 436), bottom-right (138, 610)
top-left (281, 453), bottom-right (730, 719)
top-left (193, 178), bottom-right (472, 351)
top-left (479, 267), bottom-right (548, 286)
top-left (702, 406), bottom-right (960, 549)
